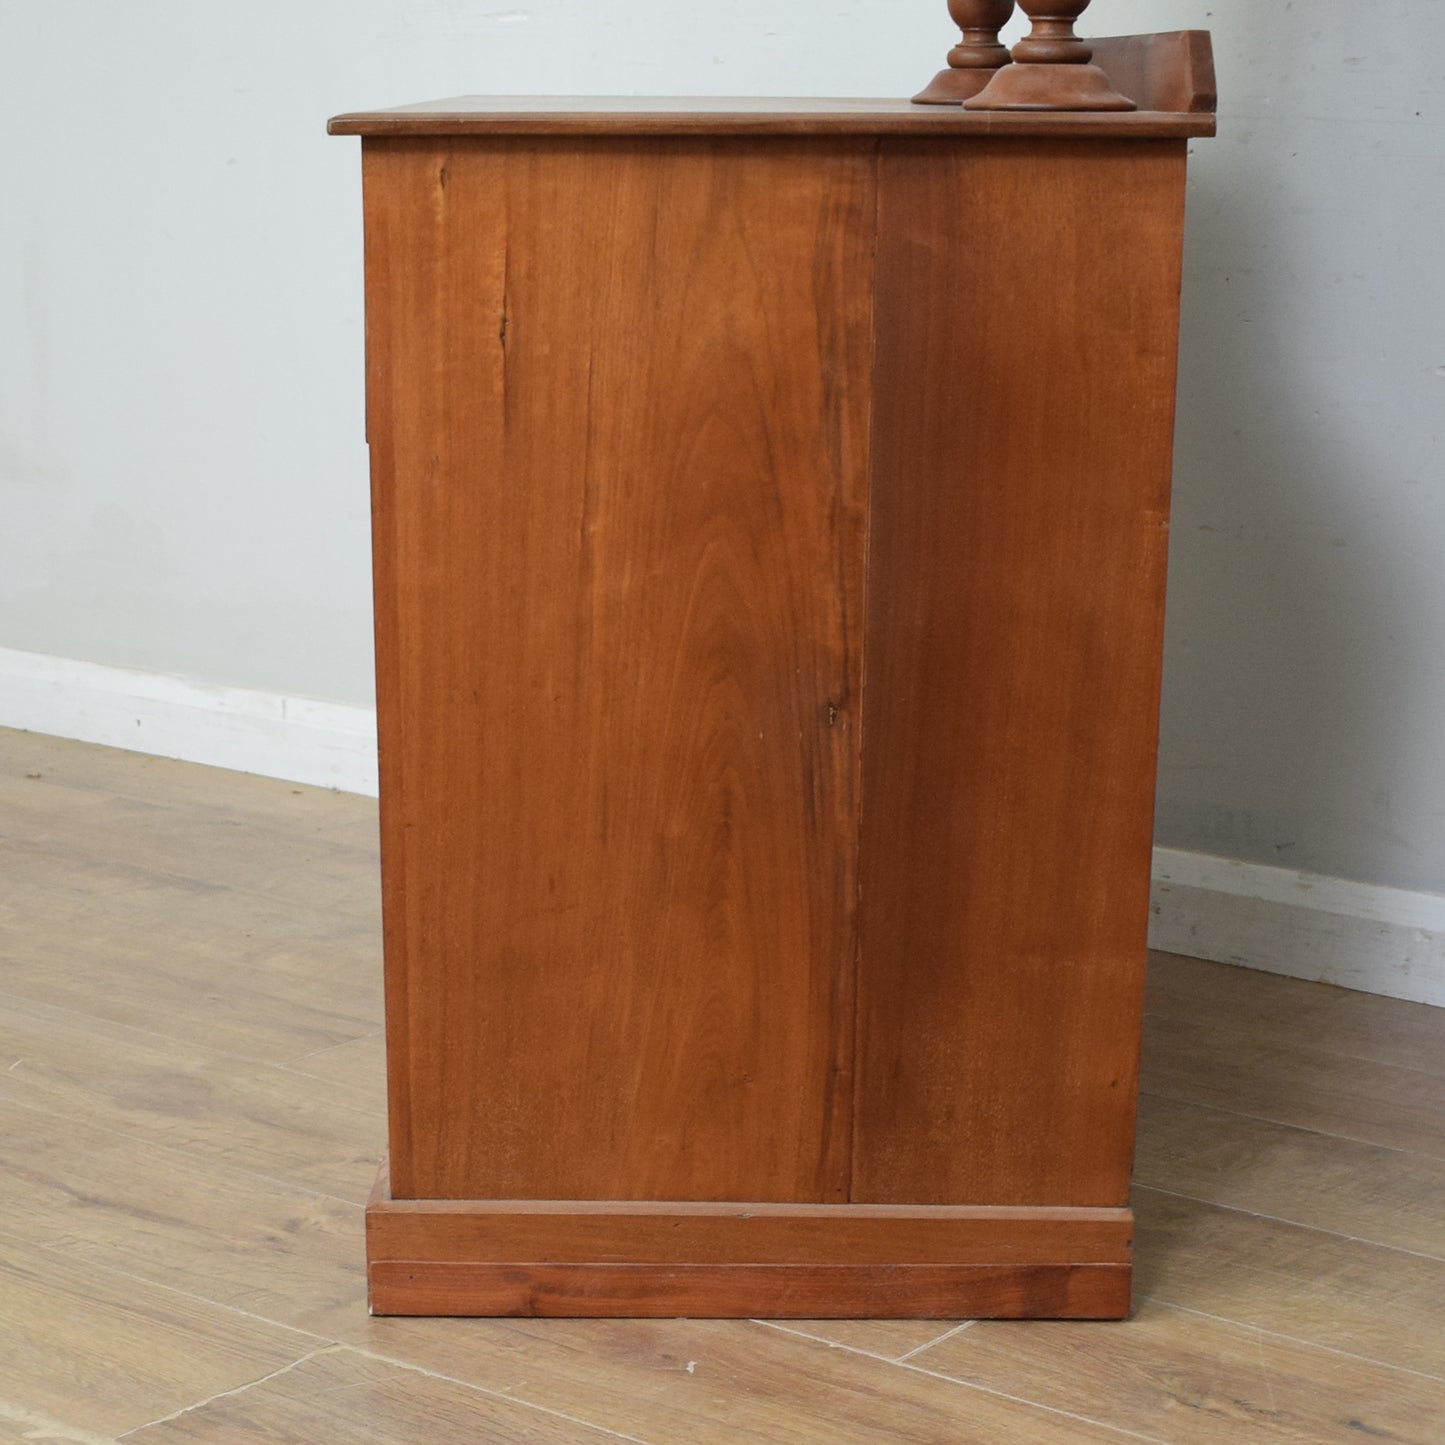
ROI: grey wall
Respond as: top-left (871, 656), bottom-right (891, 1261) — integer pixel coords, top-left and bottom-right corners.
top-left (0, 0), bottom-right (938, 707)
top-left (1150, 1), bottom-right (1445, 892)
top-left (2, 1), bottom-right (1443, 894)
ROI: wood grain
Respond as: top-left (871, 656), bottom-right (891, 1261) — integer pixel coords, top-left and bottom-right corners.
top-left (0, 1229), bottom-right (312, 1437)
top-left (0, 763), bottom-right (378, 917)
top-left (0, 993), bottom-right (383, 1204)
top-left (366, 1182), bottom-right (1133, 1267)
top-left (0, 725), bottom-right (380, 843)
top-left (0, 1408), bottom-right (115, 1445)
top-left (4, 730), bottom-right (1444, 1436)
top-left (0, 1096), bottom-right (367, 1339)
top-left (1091, 31), bottom-right (1217, 114)
top-left (0, 733), bottom-right (380, 1041)
top-left (366, 1169), bottom-right (1133, 1317)
top-left (345, 1317), bottom-right (1144, 1445)
top-left (1141, 1011), bottom-right (1445, 1157)
top-left (369, 1260), bottom-right (1130, 1319)
top-left (356, 121), bottom-right (1199, 1300)
top-left (911, 0), bottom-right (1014, 106)
top-left (964, 2), bottom-right (1138, 114)
top-left (1135, 1092), bottom-right (1445, 1257)
top-left (0, 912), bottom-right (376, 1062)
top-left (365, 136), bottom-right (872, 1204)
top-left (1147, 949), bottom-right (1445, 1076)
top-left (756, 1318), bottom-right (963, 1360)
top-left (913, 1295), bottom-right (1445, 1445)
top-left (330, 93), bottom-right (1215, 139)
top-left (280, 1031), bottom-right (387, 1116)
top-left (852, 139), bottom-right (1188, 1206)
top-left (1134, 1186), bottom-right (1445, 1378)
top-left (124, 1346), bottom-right (629, 1444)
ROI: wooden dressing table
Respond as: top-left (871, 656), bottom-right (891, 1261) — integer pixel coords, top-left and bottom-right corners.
top-left (330, 3), bottom-right (1215, 1319)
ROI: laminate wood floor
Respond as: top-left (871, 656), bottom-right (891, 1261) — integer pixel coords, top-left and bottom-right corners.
top-left (1, 727), bottom-right (1441, 1443)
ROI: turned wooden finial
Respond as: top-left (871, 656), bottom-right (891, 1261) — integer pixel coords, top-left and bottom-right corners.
top-left (912, 0), bottom-right (1017, 106)
top-left (963, 0), bottom-right (1136, 111)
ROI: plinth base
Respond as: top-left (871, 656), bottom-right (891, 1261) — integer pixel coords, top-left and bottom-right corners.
top-left (365, 1161), bottom-right (1133, 1318)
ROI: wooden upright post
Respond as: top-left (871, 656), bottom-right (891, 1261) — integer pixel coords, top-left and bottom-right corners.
top-left (966, 0), bottom-right (1137, 110)
top-left (913, 0), bottom-right (1016, 105)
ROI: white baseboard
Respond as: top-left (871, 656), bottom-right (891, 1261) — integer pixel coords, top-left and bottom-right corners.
top-left (1150, 846), bottom-right (1445, 1007)
top-left (0, 646), bottom-right (378, 796)
top-left (3, 646), bottom-right (1441, 1006)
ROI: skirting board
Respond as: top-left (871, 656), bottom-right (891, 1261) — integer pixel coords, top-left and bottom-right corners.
top-left (3, 646), bottom-right (1441, 1006)
top-left (1150, 847), bottom-right (1445, 1007)
top-left (0, 645), bottom-right (378, 795)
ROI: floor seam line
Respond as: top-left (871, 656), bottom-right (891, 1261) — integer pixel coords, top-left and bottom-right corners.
top-left (0, 1225), bottom-right (349, 1347)
top-left (894, 1354), bottom-right (1176, 1444)
top-left (1133, 1184), bottom-right (1445, 1261)
top-left (0, 1086), bottom-right (373, 1209)
top-left (896, 1319), bottom-right (977, 1361)
top-left (113, 1345), bottom-right (341, 1438)
top-left (343, 1345), bottom-right (665, 1445)
top-left (1134, 1093), bottom-right (1445, 1162)
top-left (749, 1319), bottom-right (916, 1365)
top-left (1137, 1296), bottom-right (1445, 1383)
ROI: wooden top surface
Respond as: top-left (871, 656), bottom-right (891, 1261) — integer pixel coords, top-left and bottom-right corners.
top-left (329, 34), bottom-right (1215, 140)
top-left (328, 93), bottom-right (1213, 139)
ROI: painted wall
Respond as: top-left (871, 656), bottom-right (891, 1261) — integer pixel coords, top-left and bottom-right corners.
top-left (1144, 3), bottom-right (1445, 895)
top-left (2, 2), bottom-right (1443, 901)
top-left (0, 0), bottom-right (934, 706)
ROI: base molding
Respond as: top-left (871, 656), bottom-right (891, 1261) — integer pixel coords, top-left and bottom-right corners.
top-left (366, 1164), bottom-right (1133, 1319)
top-left (1150, 845), bottom-right (1445, 1006)
top-left (0, 645), bottom-right (377, 795)
top-left (368, 1260), bottom-right (1132, 1319)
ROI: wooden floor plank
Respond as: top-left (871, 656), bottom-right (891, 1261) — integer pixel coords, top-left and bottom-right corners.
top-left (1136, 1093), bottom-right (1445, 1258)
top-left (0, 861), bottom-right (381, 1062)
top-left (332, 1318), bottom-right (1146, 1444)
top-left (0, 1229), bottom-right (314, 1438)
top-left (909, 1295), bottom-right (1445, 1444)
top-left (0, 771), bottom-right (379, 918)
top-left (1141, 1011), bottom-right (1445, 1157)
top-left (277, 1031), bottom-right (388, 1114)
top-left (0, 893), bottom-right (381, 1025)
top-left (4, 731), bottom-right (1445, 1441)
top-left (1147, 950), bottom-right (1445, 1077)
top-left (0, 1405), bottom-right (118, 1445)
top-left (0, 727), bottom-right (379, 846)
top-left (121, 1346), bottom-right (638, 1444)
top-left (1134, 1187), bottom-right (1445, 1377)
top-left (754, 1319), bottom-right (964, 1360)
top-left (0, 995), bottom-right (383, 1203)
top-left (0, 1097), bottom-right (367, 1339)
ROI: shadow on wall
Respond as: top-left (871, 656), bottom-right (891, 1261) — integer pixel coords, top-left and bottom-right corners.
top-left (1154, 123), bottom-right (1437, 896)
